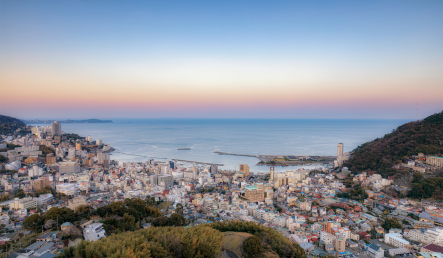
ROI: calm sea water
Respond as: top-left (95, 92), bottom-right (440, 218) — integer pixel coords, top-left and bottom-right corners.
top-left (30, 119), bottom-right (410, 172)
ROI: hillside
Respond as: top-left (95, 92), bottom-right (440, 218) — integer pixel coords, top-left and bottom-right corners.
top-left (57, 226), bottom-right (224, 258)
top-left (57, 220), bottom-right (307, 258)
top-left (0, 114), bottom-right (28, 135)
top-left (344, 111), bottom-right (443, 178)
top-left (223, 232), bottom-right (253, 258)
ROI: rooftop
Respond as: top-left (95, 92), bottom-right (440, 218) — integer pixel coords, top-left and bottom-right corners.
top-left (422, 244), bottom-right (443, 253)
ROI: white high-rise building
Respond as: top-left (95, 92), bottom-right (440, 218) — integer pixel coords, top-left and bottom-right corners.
top-left (51, 121), bottom-right (62, 135)
top-left (335, 143), bottom-right (349, 167)
top-left (337, 143), bottom-right (344, 157)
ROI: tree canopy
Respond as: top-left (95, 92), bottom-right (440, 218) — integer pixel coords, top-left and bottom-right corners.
top-left (57, 225), bottom-right (223, 258)
top-left (242, 236), bottom-right (263, 257)
top-left (382, 218), bottom-right (402, 231)
top-left (408, 176), bottom-right (443, 199)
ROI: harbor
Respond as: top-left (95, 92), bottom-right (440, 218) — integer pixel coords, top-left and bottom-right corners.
top-left (214, 151), bottom-right (336, 166)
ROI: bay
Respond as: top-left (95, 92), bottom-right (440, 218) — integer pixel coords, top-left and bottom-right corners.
top-left (30, 119), bottom-right (410, 173)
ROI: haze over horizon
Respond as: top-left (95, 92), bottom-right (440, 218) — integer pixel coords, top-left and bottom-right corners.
top-left (1, 0), bottom-right (442, 119)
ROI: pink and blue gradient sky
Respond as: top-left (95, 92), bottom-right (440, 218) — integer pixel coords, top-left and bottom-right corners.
top-left (1, 0), bottom-right (442, 119)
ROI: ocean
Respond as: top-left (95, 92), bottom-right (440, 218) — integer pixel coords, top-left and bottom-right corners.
top-left (30, 119), bottom-right (410, 172)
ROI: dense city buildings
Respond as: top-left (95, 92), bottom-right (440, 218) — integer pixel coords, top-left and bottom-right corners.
top-left (0, 119), bottom-right (442, 257)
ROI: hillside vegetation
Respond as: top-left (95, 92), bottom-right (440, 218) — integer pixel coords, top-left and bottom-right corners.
top-left (57, 220), bottom-right (307, 258)
top-left (408, 177), bottom-right (443, 199)
top-left (58, 226), bottom-right (224, 258)
top-left (344, 111), bottom-right (443, 177)
top-left (0, 114), bottom-right (28, 135)
top-left (223, 232), bottom-right (253, 258)
top-left (210, 221), bottom-right (306, 258)
top-left (0, 115), bottom-right (25, 126)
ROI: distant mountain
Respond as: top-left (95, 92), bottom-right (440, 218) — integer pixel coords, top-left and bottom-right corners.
top-left (23, 119), bottom-right (113, 124)
top-left (344, 111), bottom-right (443, 178)
top-left (0, 114), bottom-right (28, 135)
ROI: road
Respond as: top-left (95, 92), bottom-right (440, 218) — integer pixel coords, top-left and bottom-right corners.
top-left (224, 250), bottom-right (238, 258)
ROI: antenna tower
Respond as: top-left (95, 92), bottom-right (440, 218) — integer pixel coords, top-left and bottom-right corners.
top-left (417, 102), bottom-right (419, 121)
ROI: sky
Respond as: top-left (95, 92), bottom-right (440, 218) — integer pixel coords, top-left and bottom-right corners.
top-left (0, 0), bottom-right (442, 119)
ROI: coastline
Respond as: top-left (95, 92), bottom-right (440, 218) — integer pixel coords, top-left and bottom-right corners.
top-left (37, 118), bottom-right (409, 171)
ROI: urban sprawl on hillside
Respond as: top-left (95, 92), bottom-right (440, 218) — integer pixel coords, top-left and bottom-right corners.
top-left (0, 119), bottom-right (442, 258)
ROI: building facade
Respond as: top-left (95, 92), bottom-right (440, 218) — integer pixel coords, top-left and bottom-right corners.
top-left (59, 162), bottom-right (80, 174)
top-left (426, 156), bottom-right (443, 168)
top-left (9, 197), bottom-right (37, 210)
top-left (51, 121), bottom-right (61, 135)
top-left (244, 183), bottom-right (272, 202)
top-left (239, 164), bottom-right (250, 177)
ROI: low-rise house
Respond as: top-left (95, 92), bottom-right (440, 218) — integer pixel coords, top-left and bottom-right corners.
top-left (325, 244), bottom-right (334, 253)
top-left (367, 244), bottom-right (384, 258)
top-left (420, 243), bottom-right (443, 253)
top-left (299, 242), bottom-right (315, 252)
top-left (60, 222), bottom-right (73, 231)
top-left (346, 239), bottom-right (358, 248)
top-left (34, 242), bottom-right (55, 256)
top-left (37, 233), bottom-right (54, 242)
top-left (289, 234), bottom-right (306, 244)
top-left (359, 231), bottom-right (370, 240)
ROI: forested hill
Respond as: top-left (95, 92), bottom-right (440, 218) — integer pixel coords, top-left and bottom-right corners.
top-left (344, 111), bottom-right (443, 178)
top-left (0, 114), bottom-right (26, 126)
top-left (0, 114), bottom-right (28, 135)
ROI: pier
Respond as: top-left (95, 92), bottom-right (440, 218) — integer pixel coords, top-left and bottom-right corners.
top-left (213, 151), bottom-right (258, 157)
top-left (172, 159), bottom-right (224, 166)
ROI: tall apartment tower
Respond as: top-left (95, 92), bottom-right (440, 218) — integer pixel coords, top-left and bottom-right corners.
top-left (270, 167), bottom-right (275, 182)
top-left (239, 164), bottom-right (250, 177)
top-left (210, 165), bottom-right (218, 174)
top-left (51, 121), bottom-right (61, 136)
top-left (337, 143), bottom-right (344, 157)
top-left (97, 152), bottom-right (109, 164)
